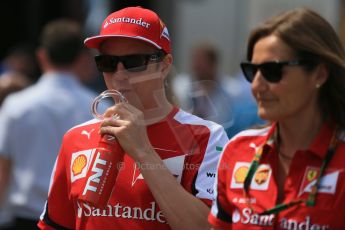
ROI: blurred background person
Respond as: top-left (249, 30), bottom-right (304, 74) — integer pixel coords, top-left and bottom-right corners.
top-left (0, 72), bottom-right (31, 107)
top-left (0, 44), bottom-right (40, 83)
top-left (0, 19), bottom-right (96, 229)
top-left (0, 44), bottom-right (39, 112)
top-left (172, 42), bottom-right (263, 138)
top-left (209, 7), bottom-right (345, 229)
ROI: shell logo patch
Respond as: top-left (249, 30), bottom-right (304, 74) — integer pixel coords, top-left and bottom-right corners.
top-left (231, 162), bottom-right (250, 189)
top-left (72, 154), bottom-right (87, 176)
top-left (234, 166), bottom-right (249, 184)
top-left (231, 162), bottom-right (272, 190)
top-left (70, 149), bottom-right (95, 183)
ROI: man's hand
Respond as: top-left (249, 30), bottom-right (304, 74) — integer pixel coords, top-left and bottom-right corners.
top-left (99, 103), bottom-right (153, 161)
top-left (0, 156), bottom-right (11, 205)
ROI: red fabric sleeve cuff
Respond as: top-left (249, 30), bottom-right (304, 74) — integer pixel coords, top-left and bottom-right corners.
top-left (37, 220), bottom-right (55, 230)
top-left (208, 212), bottom-right (232, 230)
top-left (200, 198), bottom-right (212, 207)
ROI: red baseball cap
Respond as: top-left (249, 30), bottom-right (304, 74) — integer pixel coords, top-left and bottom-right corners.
top-left (84, 6), bottom-right (171, 54)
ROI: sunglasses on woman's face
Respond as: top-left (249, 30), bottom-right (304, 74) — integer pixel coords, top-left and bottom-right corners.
top-left (95, 52), bottom-right (164, 73)
top-left (240, 60), bottom-right (307, 83)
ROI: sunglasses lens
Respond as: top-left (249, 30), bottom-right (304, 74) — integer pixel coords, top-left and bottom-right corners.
top-left (122, 55), bottom-right (148, 72)
top-left (260, 63), bottom-right (282, 83)
top-left (241, 62), bottom-right (284, 83)
top-left (95, 53), bottom-right (163, 73)
top-left (241, 63), bottom-right (257, 83)
top-left (95, 55), bottom-right (118, 73)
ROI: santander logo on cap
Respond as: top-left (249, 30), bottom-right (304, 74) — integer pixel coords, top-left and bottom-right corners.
top-left (84, 6), bottom-right (172, 54)
top-left (103, 17), bottom-right (151, 29)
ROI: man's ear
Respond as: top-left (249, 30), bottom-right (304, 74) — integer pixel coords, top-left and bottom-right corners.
top-left (161, 54), bottom-right (173, 79)
top-left (36, 48), bottom-right (50, 71)
top-left (36, 48), bottom-right (44, 64)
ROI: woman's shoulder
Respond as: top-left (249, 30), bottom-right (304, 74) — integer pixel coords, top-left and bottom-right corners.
top-left (221, 125), bottom-right (272, 160)
top-left (230, 125), bottom-right (271, 143)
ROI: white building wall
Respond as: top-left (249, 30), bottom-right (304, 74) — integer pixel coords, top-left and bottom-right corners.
top-left (173, 0), bottom-right (341, 76)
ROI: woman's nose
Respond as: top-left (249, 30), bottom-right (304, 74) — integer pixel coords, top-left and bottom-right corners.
top-left (251, 70), bottom-right (267, 92)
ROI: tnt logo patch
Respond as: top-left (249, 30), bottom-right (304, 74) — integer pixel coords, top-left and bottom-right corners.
top-left (70, 149), bottom-right (95, 182)
top-left (299, 166), bottom-right (341, 196)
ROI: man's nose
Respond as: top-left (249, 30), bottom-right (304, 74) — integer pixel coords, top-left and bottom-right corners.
top-left (111, 62), bottom-right (128, 80)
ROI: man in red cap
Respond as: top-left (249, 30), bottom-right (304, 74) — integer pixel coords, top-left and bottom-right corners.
top-left (38, 7), bottom-right (228, 229)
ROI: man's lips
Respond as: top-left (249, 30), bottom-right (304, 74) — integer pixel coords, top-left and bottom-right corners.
top-left (116, 89), bottom-right (131, 93)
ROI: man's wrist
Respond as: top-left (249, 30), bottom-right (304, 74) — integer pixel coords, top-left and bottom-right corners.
top-left (134, 147), bottom-right (156, 163)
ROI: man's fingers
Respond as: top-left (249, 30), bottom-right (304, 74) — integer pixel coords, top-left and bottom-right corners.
top-left (103, 103), bottom-right (131, 119)
top-left (100, 117), bottom-right (129, 128)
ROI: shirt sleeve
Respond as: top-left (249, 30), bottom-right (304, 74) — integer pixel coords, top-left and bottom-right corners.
top-left (208, 142), bottom-right (233, 229)
top-left (182, 125), bottom-right (229, 206)
top-left (38, 137), bottom-right (76, 230)
top-left (0, 98), bottom-right (15, 158)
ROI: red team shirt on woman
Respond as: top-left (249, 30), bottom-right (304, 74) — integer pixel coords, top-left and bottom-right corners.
top-left (209, 122), bottom-right (345, 229)
top-left (38, 107), bottom-right (228, 229)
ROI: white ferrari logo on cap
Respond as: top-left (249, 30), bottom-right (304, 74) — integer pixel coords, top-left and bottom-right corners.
top-left (161, 27), bottom-right (170, 41)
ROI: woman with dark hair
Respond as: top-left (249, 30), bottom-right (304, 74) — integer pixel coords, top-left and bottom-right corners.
top-left (208, 7), bottom-right (345, 229)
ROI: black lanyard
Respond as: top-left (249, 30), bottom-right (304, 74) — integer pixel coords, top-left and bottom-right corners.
top-left (243, 126), bottom-right (339, 215)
